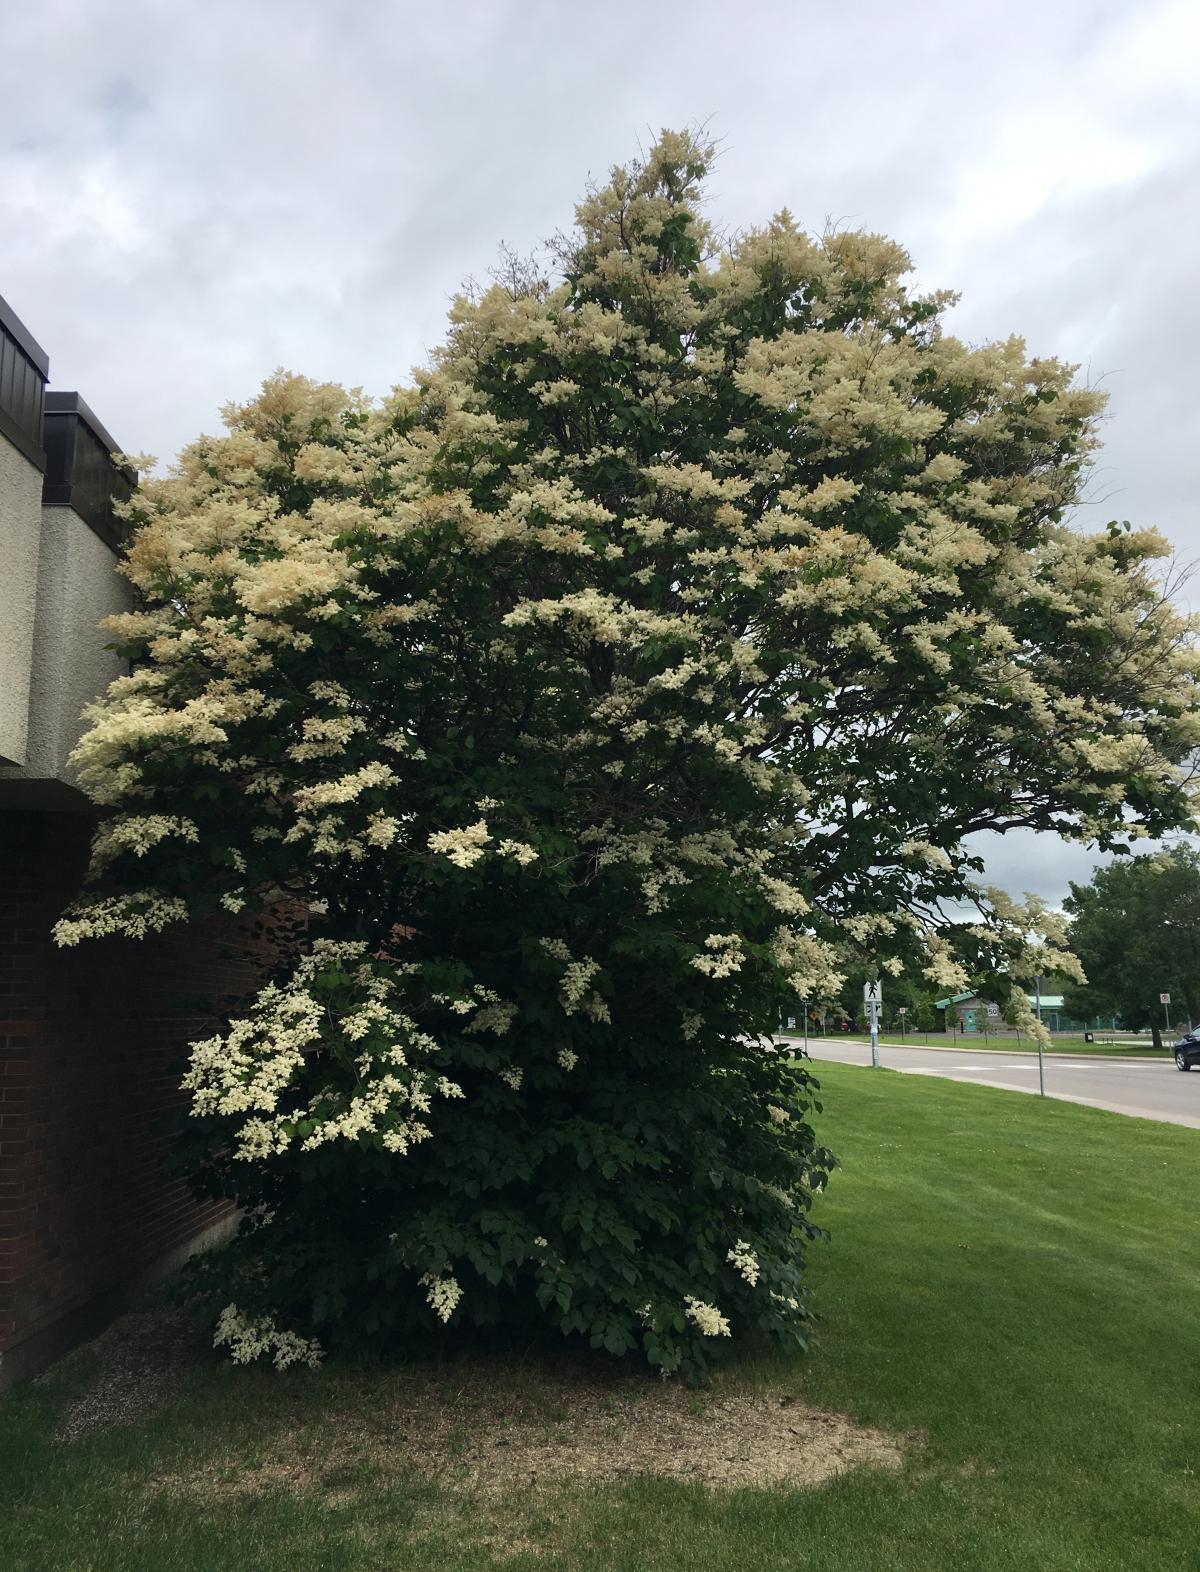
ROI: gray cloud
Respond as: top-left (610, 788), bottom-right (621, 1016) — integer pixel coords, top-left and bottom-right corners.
top-left (3, 0), bottom-right (1194, 904)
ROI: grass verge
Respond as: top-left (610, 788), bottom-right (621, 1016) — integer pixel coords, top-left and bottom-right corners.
top-left (2, 1066), bottom-right (1197, 1570)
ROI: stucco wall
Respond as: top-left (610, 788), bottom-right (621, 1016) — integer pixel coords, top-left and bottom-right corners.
top-left (0, 506), bottom-right (132, 793)
top-left (0, 435), bottom-right (44, 768)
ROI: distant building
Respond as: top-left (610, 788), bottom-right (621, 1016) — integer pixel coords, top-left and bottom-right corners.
top-left (934, 990), bottom-right (1076, 1033)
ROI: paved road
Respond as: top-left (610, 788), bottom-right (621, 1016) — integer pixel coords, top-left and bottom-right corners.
top-left (782, 1036), bottom-right (1200, 1130)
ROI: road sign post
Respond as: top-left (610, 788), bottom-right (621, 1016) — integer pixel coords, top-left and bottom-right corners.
top-left (1161, 992), bottom-right (1172, 1035)
top-left (802, 996), bottom-right (808, 1057)
top-left (864, 980), bottom-right (882, 1068)
top-left (1035, 974), bottom-right (1046, 1098)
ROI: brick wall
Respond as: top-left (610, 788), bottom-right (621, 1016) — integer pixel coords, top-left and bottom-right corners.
top-left (0, 810), bottom-right (287, 1384)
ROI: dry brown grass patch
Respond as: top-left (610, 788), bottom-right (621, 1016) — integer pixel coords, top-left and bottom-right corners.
top-left (163, 1354), bottom-right (906, 1499)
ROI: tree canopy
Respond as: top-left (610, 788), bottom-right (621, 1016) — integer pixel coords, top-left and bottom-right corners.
top-left (56, 130), bottom-right (1199, 1374)
top-left (1064, 847), bottom-right (1200, 1040)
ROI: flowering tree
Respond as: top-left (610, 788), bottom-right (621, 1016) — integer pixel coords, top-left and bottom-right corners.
top-left (58, 132), bottom-right (1198, 1374)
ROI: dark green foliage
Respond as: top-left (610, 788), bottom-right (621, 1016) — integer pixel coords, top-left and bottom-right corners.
top-left (186, 976), bottom-right (832, 1377)
top-left (1064, 846), bottom-right (1200, 1033)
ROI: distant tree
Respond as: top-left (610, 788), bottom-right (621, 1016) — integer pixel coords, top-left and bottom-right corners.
top-left (914, 1000), bottom-right (939, 1032)
top-left (1064, 849), bottom-right (1200, 1045)
top-left (835, 966), bottom-right (942, 1033)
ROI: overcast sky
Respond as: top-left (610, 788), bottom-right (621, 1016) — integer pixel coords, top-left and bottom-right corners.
top-left (3, 0), bottom-right (1196, 903)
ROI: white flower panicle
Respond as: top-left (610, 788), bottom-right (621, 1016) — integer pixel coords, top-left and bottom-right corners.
top-left (428, 819), bottom-right (492, 868)
top-left (420, 1271), bottom-right (464, 1323)
top-left (899, 839), bottom-right (954, 872)
top-left (182, 941), bottom-right (456, 1162)
top-left (54, 892), bottom-right (189, 947)
top-left (498, 838), bottom-right (539, 866)
top-left (540, 940), bottom-right (611, 1024)
top-left (213, 1304), bottom-right (323, 1370)
top-left (89, 815), bottom-right (200, 868)
top-left (691, 933), bottom-right (745, 978)
top-left (684, 1296), bottom-right (732, 1337)
top-left (727, 1240), bottom-right (761, 1287)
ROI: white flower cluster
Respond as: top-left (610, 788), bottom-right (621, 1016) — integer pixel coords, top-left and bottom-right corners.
top-left (683, 1296), bottom-right (732, 1337)
top-left (213, 1303), bottom-right (323, 1370)
top-left (758, 875), bottom-right (811, 916)
top-left (899, 838), bottom-right (953, 872)
top-left (1008, 990), bottom-right (1052, 1051)
top-left (434, 982), bottom-right (518, 1038)
top-left (292, 761), bottom-right (398, 810)
top-left (463, 998), bottom-right (518, 1036)
top-left (727, 1240), bottom-right (760, 1287)
top-left (691, 933), bottom-right (745, 978)
top-left (54, 891), bottom-right (189, 947)
top-left (67, 689), bottom-right (241, 806)
top-left (560, 959), bottom-right (603, 1016)
top-left (420, 1271), bottom-right (464, 1323)
top-left (768, 928), bottom-right (846, 1002)
top-left (498, 838), bottom-right (539, 866)
top-left (427, 819), bottom-right (491, 868)
top-left (426, 819), bottom-right (539, 871)
top-left (182, 940), bottom-right (456, 1161)
top-left (89, 814), bottom-right (200, 869)
top-left (540, 939), bottom-right (610, 1023)
top-left (921, 933), bottom-right (969, 993)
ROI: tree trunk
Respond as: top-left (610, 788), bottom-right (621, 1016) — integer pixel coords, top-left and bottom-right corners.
top-left (1151, 1022), bottom-right (1164, 1051)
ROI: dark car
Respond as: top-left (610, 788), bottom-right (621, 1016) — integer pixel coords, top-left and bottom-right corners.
top-left (1173, 1034), bottom-right (1200, 1072)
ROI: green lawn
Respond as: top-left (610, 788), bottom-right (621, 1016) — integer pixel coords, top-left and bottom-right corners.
top-left (3, 1067), bottom-right (1198, 1570)
top-left (801, 1030), bottom-right (1170, 1058)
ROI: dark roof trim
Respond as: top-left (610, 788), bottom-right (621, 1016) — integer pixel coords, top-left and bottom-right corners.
top-left (42, 392), bottom-right (137, 551)
top-left (0, 291), bottom-right (51, 379)
top-left (44, 391), bottom-right (126, 463)
top-left (0, 406), bottom-right (45, 472)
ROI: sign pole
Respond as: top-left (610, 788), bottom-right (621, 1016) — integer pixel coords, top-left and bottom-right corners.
top-left (802, 997), bottom-right (808, 1057)
top-left (1035, 975), bottom-right (1045, 1097)
top-left (864, 980), bottom-right (882, 1068)
top-left (1161, 992), bottom-right (1172, 1036)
